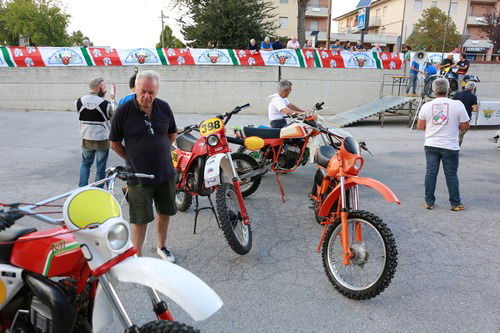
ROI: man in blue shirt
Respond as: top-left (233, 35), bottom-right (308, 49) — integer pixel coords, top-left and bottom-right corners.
top-left (261, 37), bottom-right (273, 51)
top-left (119, 74), bottom-right (136, 106)
top-left (424, 62), bottom-right (438, 91)
top-left (405, 58), bottom-right (424, 97)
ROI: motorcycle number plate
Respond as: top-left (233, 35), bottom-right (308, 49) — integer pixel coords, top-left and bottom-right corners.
top-left (200, 118), bottom-right (224, 137)
top-left (172, 150), bottom-right (178, 167)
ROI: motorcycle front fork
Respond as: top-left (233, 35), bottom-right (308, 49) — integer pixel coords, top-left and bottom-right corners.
top-left (98, 272), bottom-right (173, 332)
top-left (226, 152), bottom-right (250, 225)
top-left (339, 177), bottom-right (361, 265)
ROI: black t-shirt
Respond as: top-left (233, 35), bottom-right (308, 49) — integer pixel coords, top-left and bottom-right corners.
top-left (440, 58), bottom-right (454, 68)
top-left (109, 98), bottom-right (177, 185)
top-left (453, 90), bottom-right (477, 118)
top-left (456, 59), bottom-right (470, 74)
top-left (272, 41), bottom-right (283, 50)
top-left (248, 43), bottom-right (259, 51)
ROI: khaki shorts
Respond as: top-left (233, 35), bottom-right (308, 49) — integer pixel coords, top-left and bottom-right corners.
top-left (128, 180), bottom-right (177, 224)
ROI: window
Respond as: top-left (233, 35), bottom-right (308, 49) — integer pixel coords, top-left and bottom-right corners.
top-left (383, 6), bottom-right (387, 17)
top-left (310, 20), bottom-right (319, 30)
top-left (431, 1), bottom-right (437, 7)
top-left (280, 0), bottom-right (288, 4)
top-left (414, 0), bottom-right (422, 12)
top-left (468, 6), bottom-right (472, 16)
top-left (279, 17), bottom-right (288, 29)
top-left (310, 0), bottom-right (320, 7)
top-left (376, 8), bottom-right (381, 17)
top-left (450, 2), bottom-right (457, 14)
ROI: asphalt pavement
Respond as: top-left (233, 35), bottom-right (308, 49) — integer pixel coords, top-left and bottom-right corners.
top-left (0, 110), bottom-right (499, 332)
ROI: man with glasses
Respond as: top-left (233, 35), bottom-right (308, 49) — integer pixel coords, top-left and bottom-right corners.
top-left (76, 77), bottom-right (112, 187)
top-left (109, 70), bottom-right (178, 262)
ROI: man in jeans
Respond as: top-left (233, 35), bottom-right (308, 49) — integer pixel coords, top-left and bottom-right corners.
top-left (76, 77), bottom-right (112, 187)
top-left (417, 78), bottom-right (470, 211)
top-left (110, 70), bottom-right (178, 262)
top-left (405, 56), bottom-right (424, 97)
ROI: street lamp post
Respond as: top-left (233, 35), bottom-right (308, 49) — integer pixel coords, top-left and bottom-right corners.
top-left (441, 0), bottom-right (453, 58)
top-left (159, 10), bottom-right (168, 49)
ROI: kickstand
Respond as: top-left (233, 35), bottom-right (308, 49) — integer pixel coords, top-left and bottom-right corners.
top-left (274, 172), bottom-right (286, 203)
top-left (193, 193), bottom-right (220, 234)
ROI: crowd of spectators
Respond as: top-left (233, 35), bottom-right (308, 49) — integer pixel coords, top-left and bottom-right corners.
top-left (247, 37), bottom-right (390, 52)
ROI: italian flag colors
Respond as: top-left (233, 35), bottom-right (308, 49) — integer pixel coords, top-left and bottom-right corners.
top-left (0, 46), bottom-right (403, 69)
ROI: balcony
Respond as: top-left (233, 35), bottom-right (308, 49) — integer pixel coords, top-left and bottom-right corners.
top-left (306, 30), bottom-right (328, 41)
top-left (467, 16), bottom-right (487, 25)
top-left (331, 32), bottom-right (399, 44)
top-left (368, 17), bottom-right (382, 28)
top-left (471, 0), bottom-right (498, 3)
top-left (306, 7), bottom-right (329, 17)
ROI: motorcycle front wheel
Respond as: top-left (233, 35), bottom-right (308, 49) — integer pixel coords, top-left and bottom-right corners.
top-left (140, 320), bottom-right (199, 332)
top-left (231, 152), bottom-right (262, 197)
top-left (216, 183), bottom-right (252, 255)
top-left (175, 190), bottom-right (193, 211)
top-left (322, 210), bottom-right (397, 300)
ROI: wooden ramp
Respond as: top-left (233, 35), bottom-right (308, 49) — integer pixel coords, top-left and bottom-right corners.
top-left (328, 96), bottom-right (417, 128)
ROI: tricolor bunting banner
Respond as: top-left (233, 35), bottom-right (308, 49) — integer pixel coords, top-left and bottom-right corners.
top-left (315, 50), bottom-right (345, 68)
top-left (87, 47), bottom-right (123, 66)
top-left (163, 48), bottom-right (195, 65)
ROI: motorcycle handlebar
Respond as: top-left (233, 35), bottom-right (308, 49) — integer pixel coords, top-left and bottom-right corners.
top-left (0, 209), bottom-right (24, 231)
top-left (227, 136), bottom-right (245, 145)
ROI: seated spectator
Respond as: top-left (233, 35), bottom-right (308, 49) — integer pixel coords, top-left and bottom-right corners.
top-left (371, 43), bottom-right (383, 52)
top-left (272, 37), bottom-right (283, 50)
top-left (248, 39), bottom-right (259, 51)
top-left (303, 40), bottom-right (314, 49)
top-left (354, 40), bottom-right (365, 51)
top-left (330, 39), bottom-right (341, 50)
top-left (261, 37), bottom-right (273, 51)
top-left (343, 41), bottom-right (353, 51)
top-left (286, 37), bottom-right (300, 50)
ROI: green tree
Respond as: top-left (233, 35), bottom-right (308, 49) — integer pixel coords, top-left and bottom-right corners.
top-left (176, 0), bottom-right (277, 49)
top-left (67, 30), bottom-right (92, 46)
top-left (156, 25), bottom-right (184, 48)
top-left (481, 10), bottom-right (500, 55)
top-left (0, 0), bottom-right (69, 46)
top-left (297, 0), bottom-right (307, 47)
top-left (406, 7), bottom-right (462, 52)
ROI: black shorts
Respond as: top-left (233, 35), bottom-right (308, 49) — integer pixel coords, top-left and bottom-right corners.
top-left (128, 180), bottom-right (177, 224)
top-left (270, 119), bottom-right (287, 129)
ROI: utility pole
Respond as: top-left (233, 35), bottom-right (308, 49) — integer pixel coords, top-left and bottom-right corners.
top-left (159, 10), bottom-right (168, 49)
top-left (441, 0), bottom-right (452, 58)
top-left (326, 0), bottom-right (332, 48)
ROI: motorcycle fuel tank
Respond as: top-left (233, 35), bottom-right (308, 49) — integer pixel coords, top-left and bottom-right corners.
top-left (11, 228), bottom-right (85, 277)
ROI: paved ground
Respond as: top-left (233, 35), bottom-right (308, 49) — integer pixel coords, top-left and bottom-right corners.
top-left (1, 109), bottom-right (499, 333)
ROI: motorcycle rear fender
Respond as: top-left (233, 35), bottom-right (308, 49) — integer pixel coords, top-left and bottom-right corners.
top-left (92, 257), bottom-right (223, 331)
top-left (318, 177), bottom-right (400, 217)
top-left (204, 153), bottom-right (233, 187)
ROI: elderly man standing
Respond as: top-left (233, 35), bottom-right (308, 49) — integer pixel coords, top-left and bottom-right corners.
top-left (76, 77), bottom-right (112, 187)
top-left (268, 80), bottom-right (306, 128)
top-left (417, 78), bottom-right (470, 211)
top-left (109, 70), bottom-right (178, 262)
top-left (453, 81), bottom-right (478, 146)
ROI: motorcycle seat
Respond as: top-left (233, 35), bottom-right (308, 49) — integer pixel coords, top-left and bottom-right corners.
top-left (0, 225), bottom-right (37, 263)
top-left (243, 127), bottom-right (281, 139)
top-left (176, 132), bottom-right (198, 152)
top-left (315, 146), bottom-right (337, 168)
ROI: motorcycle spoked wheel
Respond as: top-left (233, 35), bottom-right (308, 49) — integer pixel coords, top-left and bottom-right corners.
top-left (175, 190), bottom-right (193, 211)
top-left (231, 152), bottom-right (262, 198)
top-left (140, 320), bottom-right (199, 332)
top-left (216, 183), bottom-right (252, 255)
top-left (322, 210), bottom-right (398, 300)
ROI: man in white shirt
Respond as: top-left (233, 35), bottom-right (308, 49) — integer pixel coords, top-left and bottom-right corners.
top-left (286, 37), bottom-right (300, 50)
top-left (417, 78), bottom-right (470, 211)
top-left (268, 80), bottom-right (306, 128)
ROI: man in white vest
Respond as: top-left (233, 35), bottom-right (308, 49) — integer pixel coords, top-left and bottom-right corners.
top-left (75, 77), bottom-right (112, 187)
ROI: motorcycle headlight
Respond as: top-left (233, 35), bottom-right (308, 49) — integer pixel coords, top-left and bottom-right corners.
top-left (107, 223), bottom-right (129, 251)
top-left (354, 157), bottom-right (363, 171)
top-left (207, 135), bottom-right (219, 147)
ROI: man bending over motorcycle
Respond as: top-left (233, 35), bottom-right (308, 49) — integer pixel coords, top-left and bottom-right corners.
top-left (268, 80), bottom-right (306, 128)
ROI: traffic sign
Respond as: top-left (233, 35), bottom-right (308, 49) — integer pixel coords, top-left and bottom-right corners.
top-left (358, 8), bottom-right (366, 30)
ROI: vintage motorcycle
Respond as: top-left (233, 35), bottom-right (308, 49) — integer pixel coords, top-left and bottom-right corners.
top-left (0, 168), bottom-right (223, 332)
top-left (308, 124), bottom-right (399, 300)
top-left (173, 104), bottom-right (262, 255)
top-left (424, 66), bottom-right (480, 98)
top-left (231, 102), bottom-right (326, 199)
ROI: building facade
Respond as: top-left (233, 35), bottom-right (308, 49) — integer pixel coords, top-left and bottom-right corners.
top-left (275, 0), bottom-right (332, 47)
top-left (464, 0), bottom-right (499, 59)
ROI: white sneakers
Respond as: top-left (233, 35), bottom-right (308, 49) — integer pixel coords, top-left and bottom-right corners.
top-left (157, 247), bottom-right (176, 263)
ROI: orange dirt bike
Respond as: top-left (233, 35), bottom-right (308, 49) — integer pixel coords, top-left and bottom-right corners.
top-left (309, 125), bottom-right (400, 299)
top-left (231, 102), bottom-right (326, 199)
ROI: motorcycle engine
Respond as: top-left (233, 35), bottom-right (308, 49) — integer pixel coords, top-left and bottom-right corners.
top-left (30, 297), bottom-right (53, 333)
top-left (278, 143), bottom-right (302, 170)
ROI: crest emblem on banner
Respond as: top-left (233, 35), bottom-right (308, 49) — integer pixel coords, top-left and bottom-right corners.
top-left (483, 109), bottom-right (495, 119)
top-left (125, 48), bottom-right (158, 64)
top-left (198, 50), bottom-right (230, 64)
top-left (381, 53), bottom-right (388, 60)
top-left (178, 56), bottom-right (185, 64)
top-left (330, 59), bottom-right (337, 68)
top-left (268, 50), bottom-right (297, 65)
top-left (103, 57), bottom-right (112, 66)
top-left (348, 53), bottom-right (373, 68)
top-left (14, 48), bottom-right (23, 57)
top-left (25, 58), bottom-right (34, 67)
top-left (93, 49), bottom-right (102, 57)
top-left (428, 54), bottom-right (442, 64)
top-left (390, 61), bottom-right (396, 69)
top-left (48, 48), bottom-right (84, 65)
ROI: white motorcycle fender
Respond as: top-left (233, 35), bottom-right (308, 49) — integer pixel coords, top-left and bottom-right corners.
top-left (204, 153), bottom-right (233, 188)
top-left (92, 257), bottom-right (223, 331)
